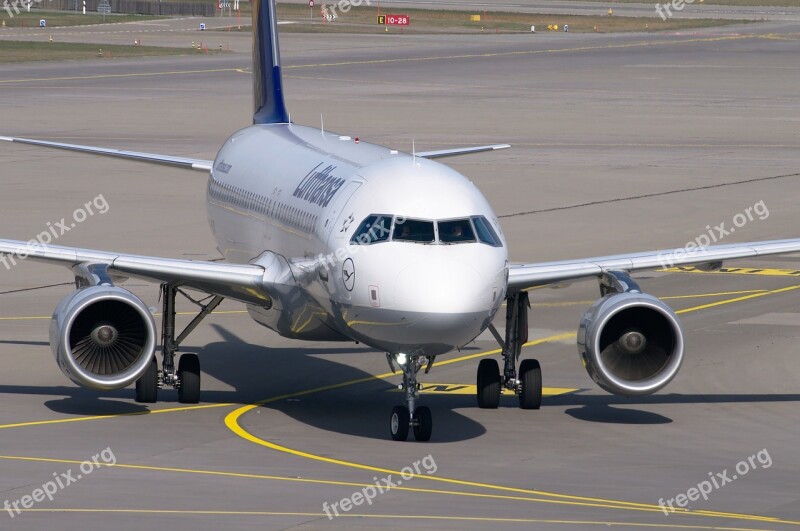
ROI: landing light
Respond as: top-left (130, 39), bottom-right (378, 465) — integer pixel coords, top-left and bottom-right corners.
top-left (395, 353), bottom-right (408, 366)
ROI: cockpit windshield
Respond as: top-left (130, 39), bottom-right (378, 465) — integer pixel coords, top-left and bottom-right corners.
top-left (471, 216), bottom-right (502, 247)
top-left (350, 214), bottom-right (392, 245)
top-left (349, 214), bottom-right (502, 246)
top-left (439, 219), bottom-right (476, 244)
top-left (393, 219), bottom-right (435, 243)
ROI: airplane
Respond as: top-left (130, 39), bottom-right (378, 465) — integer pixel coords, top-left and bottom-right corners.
top-left (3, 0), bottom-right (800, 442)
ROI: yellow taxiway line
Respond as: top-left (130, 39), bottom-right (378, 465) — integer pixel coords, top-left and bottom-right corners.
top-left (222, 283), bottom-right (800, 527)
top-left (1, 283), bottom-right (798, 526)
top-left (3, 507), bottom-right (781, 529)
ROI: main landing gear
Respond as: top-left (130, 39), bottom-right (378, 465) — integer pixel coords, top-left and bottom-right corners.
top-left (135, 284), bottom-right (223, 404)
top-left (478, 292), bottom-right (542, 410)
top-left (387, 353), bottom-right (434, 442)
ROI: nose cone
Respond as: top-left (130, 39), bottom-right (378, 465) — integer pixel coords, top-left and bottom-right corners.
top-left (370, 258), bottom-right (496, 354)
top-left (341, 247), bottom-right (507, 357)
top-left (395, 259), bottom-right (491, 314)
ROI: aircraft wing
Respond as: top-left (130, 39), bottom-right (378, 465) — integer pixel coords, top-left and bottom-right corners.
top-left (417, 144), bottom-right (510, 159)
top-left (508, 239), bottom-right (800, 290)
top-left (0, 135), bottom-right (509, 165)
top-left (0, 136), bottom-right (213, 172)
top-left (0, 239), bottom-right (291, 305)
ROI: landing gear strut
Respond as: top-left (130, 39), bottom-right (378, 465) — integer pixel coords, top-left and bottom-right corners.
top-left (134, 284), bottom-right (223, 404)
top-left (477, 291), bottom-right (542, 409)
top-left (388, 354), bottom-right (434, 441)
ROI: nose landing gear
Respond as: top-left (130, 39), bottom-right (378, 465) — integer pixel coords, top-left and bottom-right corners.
top-left (387, 354), bottom-right (434, 441)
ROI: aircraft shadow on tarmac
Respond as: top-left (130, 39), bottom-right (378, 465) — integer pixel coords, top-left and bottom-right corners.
top-left (563, 406), bottom-right (672, 424)
top-left (4, 324), bottom-right (800, 437)
top-left (0, 325), bottom-right (487, 442)
top-left (551, 393), bottom-right (800, 425)
top-left (194, 325), bottom-right (488, 442)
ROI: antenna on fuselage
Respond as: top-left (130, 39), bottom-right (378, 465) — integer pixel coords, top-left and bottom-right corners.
top-left (412, 139), bottom-right (416, 167)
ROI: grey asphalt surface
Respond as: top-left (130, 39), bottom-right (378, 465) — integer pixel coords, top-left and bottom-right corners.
top-left (3, 0), bottom-right (800, 51)
top-left (280, 0), bottom-right (800, 20)
top-left (1, 12), bottom-right (800, 531)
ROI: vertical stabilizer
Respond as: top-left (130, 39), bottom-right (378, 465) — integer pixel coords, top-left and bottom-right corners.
top-left (252, 0), bottom-right (290, 124)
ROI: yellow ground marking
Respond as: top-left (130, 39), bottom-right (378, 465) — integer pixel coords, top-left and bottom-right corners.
top-left (0, 455), bottom-right (714, 516)
top-left (0, 403), bottom-right (232, 430)
top-left (667, 266), bottom-right (800, 277)
top-left (0, 334), bottom-right (571, 431)
top-left (210, 333), bottom-right (688, 516)
top-left (535, 290), bottom-right (771, 308)
top-left (0, 286), bottom-right (777, 322)
top-left (0, 27), bottom-right (793, 527)
top-left (387, 383), bottom-right (576, 396)
top-left (0, 34), bottom-right (761, 85)
top-left (2, 508), bottom-right (778, 529)
top-left (663, 289), bottom-right (769, 300)
top-left (437, 332), bottom-right (578, 368)
top-left (2, 285), bottom-right (795, 430)
top-left (1, 283), bottom-right (795, 429)
top-left (2, 283), bottom-right (798, 525)
top-left (223, 285), bottom-right (800, 527)
top-left (225, 404), bottom-right (800, 526)
top-left (674, 285), bottom-right (800, 315)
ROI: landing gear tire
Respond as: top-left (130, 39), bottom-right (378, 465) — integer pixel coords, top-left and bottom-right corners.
top-left (413, 406), bottom-right (433, 441)
top-left (477, 358), bottom-right (501, 409)
top-left (518, 358), bottom-right (542, 410)
top-left (135, 356), bottom-right (158, 403)
top-left (177, 353), bottom-right (201, 404)
top-left (390, 405), bottom-right (410, 441)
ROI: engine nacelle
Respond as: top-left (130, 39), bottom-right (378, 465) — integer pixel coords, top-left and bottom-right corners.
top-left (50, 286), bottom-right (157, 390)
top-left (577, 292), bottom-right (684, 396)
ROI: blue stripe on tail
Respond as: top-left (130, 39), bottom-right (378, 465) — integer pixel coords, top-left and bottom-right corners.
top-left (252, 0), bottom-right (290, 124)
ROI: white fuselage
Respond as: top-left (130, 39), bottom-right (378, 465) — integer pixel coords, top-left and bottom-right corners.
top-left (207, 123), bottom-right (508, 356)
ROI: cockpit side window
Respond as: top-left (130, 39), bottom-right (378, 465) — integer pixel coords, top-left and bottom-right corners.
top-left (393, 218), bottom-right (435, 243)
top-left (438, 219), bottom-right (476, 244)
top-left (472, 216), bottom-right (502, 247)
top-left (350, 214), bottom-right (393, 245)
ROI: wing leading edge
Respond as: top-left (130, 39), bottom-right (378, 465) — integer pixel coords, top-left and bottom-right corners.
top-left (0, 239), bottom-right (295, 306)
top-left (417, 144), bottom-right (511, 159)
top-left (0, 136), bottom-right (213, 172)
top-left (508, 239), bottom-right (800, 290)
top-left (1, 136), bottom-right (510, 166)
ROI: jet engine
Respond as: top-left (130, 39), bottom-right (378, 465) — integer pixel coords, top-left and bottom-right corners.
top-left (50, 286), bottom-right (157, 390)
top-left (577, 292), bottom-right (684, 395)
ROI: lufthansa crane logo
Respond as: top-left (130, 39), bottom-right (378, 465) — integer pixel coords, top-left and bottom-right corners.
top-left (342, 258), bottom-right (355, 291)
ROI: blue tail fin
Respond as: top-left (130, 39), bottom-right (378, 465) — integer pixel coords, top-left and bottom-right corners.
top-left (252, 0), bottom-right (290, 124)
